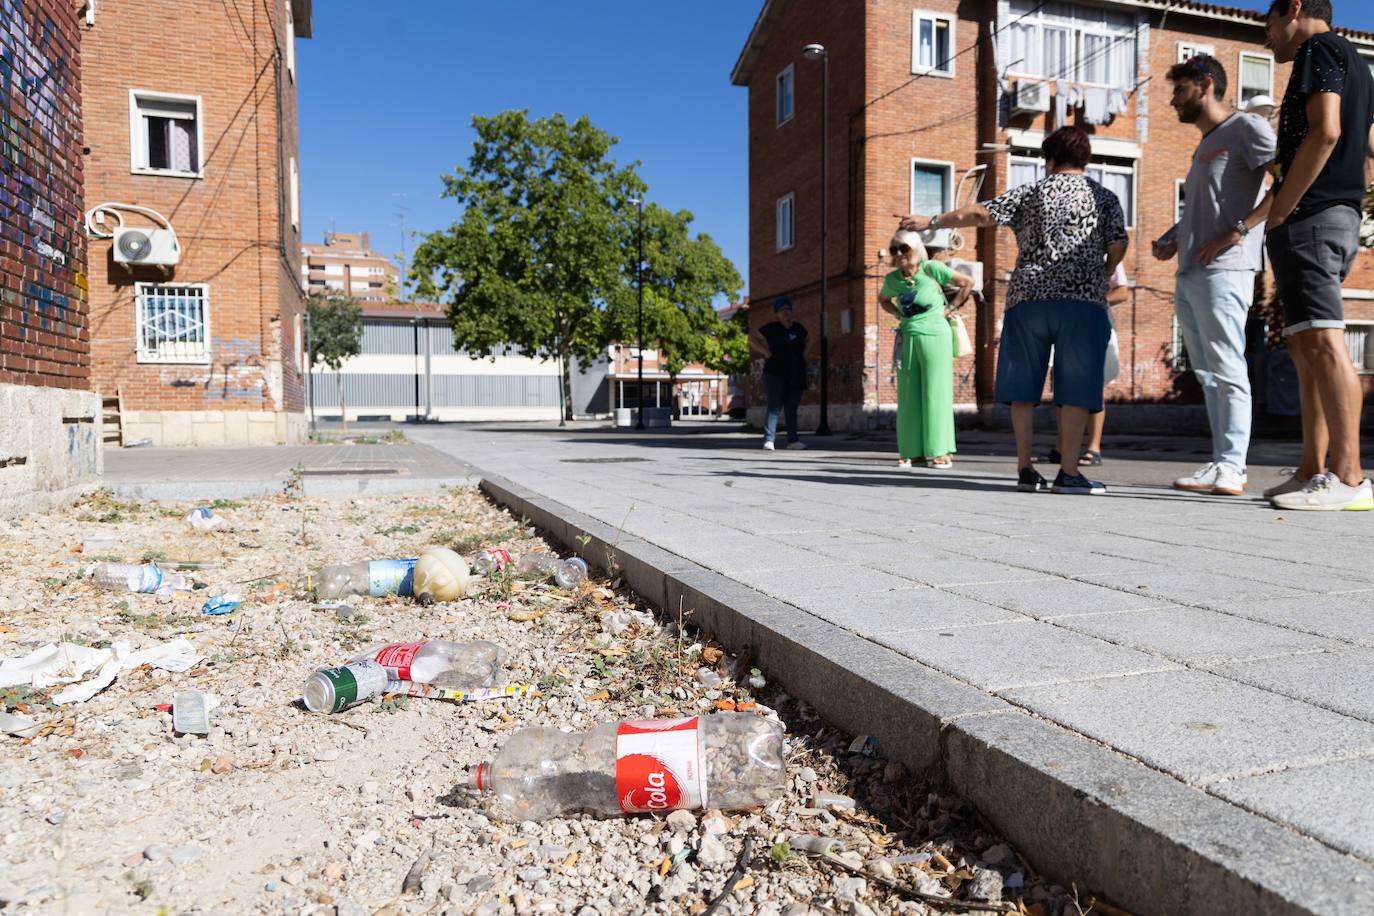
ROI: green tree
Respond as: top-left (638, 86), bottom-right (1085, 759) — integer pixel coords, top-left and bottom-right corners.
top-left (607, 204), bottom-right (744, 419)
top-left (306, 291), bottom-right (363, 435)
top-left (411, 110), bottom-right (642, 420)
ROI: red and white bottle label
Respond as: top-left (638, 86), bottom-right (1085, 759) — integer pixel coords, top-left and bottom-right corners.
top-left (371, 642), bottom-right (424, 680)
top-left (615, 717), bottom-right (706, 813)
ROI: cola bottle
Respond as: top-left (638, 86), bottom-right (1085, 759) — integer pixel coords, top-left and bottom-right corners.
top-left (515, 553), bottom-right (589, 588)
top-left (351, 639), bottom-right (501, 686)
top-left (470, 713), bottom-right (786, 820)
top-left (305, 559), bottom-right (417, 599)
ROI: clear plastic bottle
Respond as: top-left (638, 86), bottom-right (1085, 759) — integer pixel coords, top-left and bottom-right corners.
top-left (185, 507), bottom-right (224, 531)
top-left (470, 713), bottom-right (786, 820)
top-left (92, 563), bottom-right (189, 594)
top-left (306, 559), bottom-right (417, 599)
top-left (515, 554), bottom-right (589, 588)
top-left (472, 548), bottom-right (514, 576)
top-left (351, 639), bottom-right (501, 687)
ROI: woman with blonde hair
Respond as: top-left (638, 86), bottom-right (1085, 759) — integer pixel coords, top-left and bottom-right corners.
top-left (880, 229), bottom-right (972, 468)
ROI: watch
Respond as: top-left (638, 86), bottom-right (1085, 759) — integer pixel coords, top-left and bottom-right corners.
top-left (1233, 219), bottom-right (1249, 238)
top-left (930, 214), bottom-right (941, 229)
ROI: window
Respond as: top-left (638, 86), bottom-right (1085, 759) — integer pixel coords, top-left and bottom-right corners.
top-left (1174, 178), bottom-right (1186, 222)
top-left (776, 193), bottom-right (794, 252)
top-left (1238, 52), bottom-right (1274, 104)
top-left (285, 1), bottom-right (296, 80)
top-left (911, 160), bottom-right (953, 215)
top-left (289, 156), bottom-right (300, 229)
top-left (1004, 0), bottom-right (1137, 90)
top-left (1177, 41), bottom-right (1215, 63)
top-left (129, 91), bottom-right (203, 177)
top-left (911, 11), bottom-right (955, 75)
top-left (1346, 321), bottom-right (1374, 373)
top-left (1008, 155), bottom-right (1135, 227)
top-left (776, 64), bottom-right (794, 126)
top-left (136, 284), bottom-right (209, 364)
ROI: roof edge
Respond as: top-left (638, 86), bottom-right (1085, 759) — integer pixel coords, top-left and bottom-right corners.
top-left (730, 0), bottom-right (777, 87)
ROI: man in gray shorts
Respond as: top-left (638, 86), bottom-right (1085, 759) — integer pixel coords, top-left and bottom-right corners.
top-left (1262, 0), bottom-right (1374, 511)
top-left (1155, 54), bottom-right (1275, 498)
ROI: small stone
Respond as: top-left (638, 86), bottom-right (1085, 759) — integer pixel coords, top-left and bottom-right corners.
top-left (798, 767), bottom-right (817, 783)
top-left (122, 852), bottom-right (143, 867)
top-left (701, 814), bottom-right (728, 837)
top-left (467, 874), bottom-right (494, 895)
top-left (264, 880), bottom-right (278, 892)
top-left (517, 866), bottom-right (547, 882)
top-left (210, 755), bottom-right (234, 774)
top-left (281, 868), bottom-right (304, 887)
top-left (169, 844), bottom-right (204, 866)
top-left (866, 860), bottom-right (894, 879)
top-left (968, 867), bottom-right (1003, 903)
top-left (665, 810), bottom-right (696, 833)
top-left (695, 834), bottom-right (733, 867)
top-left (314, 748), bottom-right (341, 762)
top-left (323, 861), bottom-right (344, 881)
top-left (834, 876), bottom-right (866, 902)
top-left (44, 811), bottom-right (65, 826)
top-left (981, 843), bottom-right (1015, 868)
top-left (143, 844), bottom-right (171, 863)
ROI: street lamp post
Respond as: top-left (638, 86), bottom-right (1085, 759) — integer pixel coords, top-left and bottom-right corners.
top-left (802, 43), bottom-right (831, 436)
top-left (802, 44), bottom-right (829, 439)
top-left (629, 196), bottom-right (646, 430)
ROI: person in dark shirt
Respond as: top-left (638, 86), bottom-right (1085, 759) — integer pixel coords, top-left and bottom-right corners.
top-left (1262, 0), bottom-right (1374, 511)
top-left (750, 297), bottom-right (812, 450)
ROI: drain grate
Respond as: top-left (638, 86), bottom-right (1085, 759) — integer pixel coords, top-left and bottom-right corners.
top-left (299, 468), bottom-right (399, 476)
top-left (559, 457), bottom-right (652, 464)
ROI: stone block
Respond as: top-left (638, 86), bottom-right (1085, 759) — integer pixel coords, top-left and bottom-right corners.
top-left (1206, 647), bottom-right (1374, 721)
top-left (1056, 607), bottom-right (1338, 663)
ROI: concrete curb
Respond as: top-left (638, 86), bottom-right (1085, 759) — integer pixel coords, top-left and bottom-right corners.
top-left (107, 475), bottom-right (479, 501)
top-left (477, 470), bottom-right (1374, 916)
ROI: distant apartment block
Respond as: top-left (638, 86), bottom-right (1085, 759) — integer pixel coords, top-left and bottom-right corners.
top-left (301, 232), bottom-right (401, 303)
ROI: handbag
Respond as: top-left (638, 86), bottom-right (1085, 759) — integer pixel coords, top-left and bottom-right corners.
top-left (1103, 328), bottom-right (1121, 384)
top-left (950, 313), bottom-right (973, 358)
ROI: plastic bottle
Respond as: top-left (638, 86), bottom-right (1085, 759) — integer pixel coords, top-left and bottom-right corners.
top-left (351, 639), bottom-right (501, 687)
top-left (515, 554), bottom-right (589, 588)
top-left (302, 660), bottom-right (389, 713)
top-left (472, 548), bottom-right (514, 576)
top-left (185, 507), bottom-right (224, 531)
top-left (470, 712), bottom-right (786, 820)
top-left (412, 547), bottom-right (470, 603)
top-left (305, 559), bottom-right (417, 599)
top-left (92, 563), bottom-right (189, 594)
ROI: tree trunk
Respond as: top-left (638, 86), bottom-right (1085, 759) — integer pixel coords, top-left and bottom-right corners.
top-left (561, 349), bottom-right (574, 422)
top-left (669, 371), bottom-right (680, 421)
top-left (338, 369), bottom-right (348, 437)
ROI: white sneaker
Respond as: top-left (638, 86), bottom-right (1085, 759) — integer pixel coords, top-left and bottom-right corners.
top-left (1270, 474), bottom-right (1374, 511)
top-left (1262, 468), bottom-right (1305, 499)
top-left (786, 441), bottom-right (807, 450)
top-left (1212, 464), bottom-right (1248, 496)
top-left (762, 441), bottom-right (775, 451)
top-left (1173, 462), bottom-right (1218, 492)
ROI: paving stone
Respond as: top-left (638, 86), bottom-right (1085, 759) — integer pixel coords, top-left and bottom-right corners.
top-left (945, 578), bottom-right (1172, 618)
top-left (1207, 648), bottom-right (1374, 722)
top-left (875, 620), bottom-right (1176, 691)
top-left (1056, 607), bottom-right (1339, 663)
top-left (1002, 669), bottom-right (1374, 785)
top-left (793, 588), bottom-right (1025, 633)
top-left (1211, 756), bottom-right (1374, 861)
top-left (734, 564), bottom-right (914, 597)
top-left (867, 557), bottom-right (1050, 587)
top-left (1076, 570), bottom-right (1311, 606)
top-left (1201, 591), bottom-right (1374, 646)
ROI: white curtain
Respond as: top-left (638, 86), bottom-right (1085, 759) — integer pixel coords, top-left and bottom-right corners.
top-left (1008, 22), bottom-right (1040, 75)
top-left (1042, 26), bottom-right (1071, 80)
top-left (1081, 33), bottom-right (1110, 85)
top-left (1089, 168), bottom-right (1133, 226)
top-left (1010, 160), bottom-right (1044, 189)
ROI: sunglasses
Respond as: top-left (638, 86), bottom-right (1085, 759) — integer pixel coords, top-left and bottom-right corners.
top-left (889, 243), bottom-right (912, 256)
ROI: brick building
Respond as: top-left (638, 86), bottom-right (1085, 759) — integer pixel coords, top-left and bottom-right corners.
top-left (732, 0), bottom-right (1374, 432)
top-left (0, 1), bottom-right (98, 516)
top-left (83, 0), bottom-right (312, 446)
top-left (301, 231), bottom-right (400, 303)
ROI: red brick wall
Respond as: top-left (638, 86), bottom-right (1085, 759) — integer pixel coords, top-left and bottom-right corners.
top-left (82, 0), bottom-right (305, 413)
top-left (0, 1), bottom-right (88, 391)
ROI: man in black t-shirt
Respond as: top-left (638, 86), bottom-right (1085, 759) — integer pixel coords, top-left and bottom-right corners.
top-left (1262, 0), bottom-right (1374, 511)
top-left (749, 297), bottom-right (811, 450)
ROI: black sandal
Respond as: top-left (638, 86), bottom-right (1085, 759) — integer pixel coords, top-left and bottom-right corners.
top-left (1079, 450), bottom-right (1103, 466)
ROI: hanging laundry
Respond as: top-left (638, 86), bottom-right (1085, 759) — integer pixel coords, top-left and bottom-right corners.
top-left (1054, 80), bottom-right (1071, 129)
top-left (1106, 88), bottom-right (1129, 116)
top-left (1083, 87), bottom-right (1109, 125)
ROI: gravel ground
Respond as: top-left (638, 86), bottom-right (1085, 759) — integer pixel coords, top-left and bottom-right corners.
top-left (0, 488), bottom-right (1128, 916)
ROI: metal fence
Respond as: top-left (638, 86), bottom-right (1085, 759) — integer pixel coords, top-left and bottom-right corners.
top-left (360, 320), bottom-right (524, 358)
top-left (308, 372), bottom-right (558, 408)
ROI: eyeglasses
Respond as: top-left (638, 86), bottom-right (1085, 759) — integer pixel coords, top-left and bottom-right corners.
top-left (889, 244), bottom-right (911, 256)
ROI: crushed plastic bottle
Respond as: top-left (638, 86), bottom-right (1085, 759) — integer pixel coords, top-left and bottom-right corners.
top-left (412, 547), bottom-right (470, 604)
top-left (352, 639), bottom-right (501, 687)
top-left (172, 690), bottom-right (210, 734)
top-left (515, 553), bottom-right (589, 588)
top-left (302, 660), bottom-right (389, 713)
top-left (472, 548), bottom-right (514, 576)
top-left (470, 712), bottom-right (786, 820)
top-left (305, 559), bottom-right (417, 599)
top-left (91, 563), bottom-right (190, 595)
top-left (184, 507), bottom-right (225, 531)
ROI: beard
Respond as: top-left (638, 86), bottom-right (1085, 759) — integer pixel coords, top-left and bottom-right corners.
top-left (1175, 100), bottom-right (1203, 123)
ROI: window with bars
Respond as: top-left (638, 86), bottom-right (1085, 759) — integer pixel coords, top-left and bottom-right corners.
top-left (1005, 0), bottom-right (1137, 90)
top-left (136, 284), bottom-right (210, 364)
top-left (129, 91), bottom-right (202, 176)
top-left (1238, 52), bottom-right (1273, 104)
top-left (1346, 322), bottom-right (1373, 374)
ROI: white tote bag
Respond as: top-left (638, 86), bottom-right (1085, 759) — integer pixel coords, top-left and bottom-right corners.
top-left (950, 314), bottom-right (973, 359)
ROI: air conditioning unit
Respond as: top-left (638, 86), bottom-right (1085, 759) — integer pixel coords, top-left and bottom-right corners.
top-left (1012, 80), bottom-right (1050, 115)
top-left (113, 227), bottom-right (180, 266)
top-left (950, 258), bottom-right (984, 293)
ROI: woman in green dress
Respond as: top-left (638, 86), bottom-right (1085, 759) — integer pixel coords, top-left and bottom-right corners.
top-left (880, 230), bottom-right (972, 468)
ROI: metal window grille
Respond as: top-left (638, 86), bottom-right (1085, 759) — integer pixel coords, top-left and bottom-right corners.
top-left (136, 284), bottom-right (209, 363)
top-left (1346, 325), bottom-right (1370, 373)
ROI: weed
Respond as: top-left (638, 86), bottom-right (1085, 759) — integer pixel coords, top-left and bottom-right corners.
top-left (375, 524), bottom-right (421, 536)
top-left (435, 531), bottom-right (487, 554)
top-left (382, 429), bottom-right (408, 444)
top-left (210, 498), bottom-right (244, 510)
top-left (374, 695), bottom-right (409, 713)
top-left (574, 533), bottom-right (592, 554)
top-left (537, 673), bottom-right (568, 692)
top-left (769, 841), bottom-right (792, 867)
top-left (158, 507), bottom-right (183, 518)
top-left (205, 652), bottom-right (239, 666)
top-left (115, 599), bottom-right (129, 612)
top-left (2, 685), bottom-right (54, 713)
top-left (140, 549), bottom-right (167, 564)
top-left (88, 554), bottom-right (122, 563)
top-left (283, 463), bottom-right (305, 500)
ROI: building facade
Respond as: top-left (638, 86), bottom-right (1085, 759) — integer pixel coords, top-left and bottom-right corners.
top-left (83, 0), bottom-right (311, 446)
top-left (0, 0), bottom-right (99, 516)
top-left (302, 231), bottom-right (400, 303)
top-left (733, 0), bottom-right (1374, 432)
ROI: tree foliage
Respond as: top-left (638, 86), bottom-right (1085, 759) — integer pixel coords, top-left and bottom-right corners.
top-left (306, 291), bottom-right (363, 372)
top-left (606, 204), bottom-right (745, 387)
top-left (411, 110), bottom-right (644, 417)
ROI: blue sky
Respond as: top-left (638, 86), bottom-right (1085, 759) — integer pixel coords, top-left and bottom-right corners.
top-left (296, 2), bottom-right (1374, 297)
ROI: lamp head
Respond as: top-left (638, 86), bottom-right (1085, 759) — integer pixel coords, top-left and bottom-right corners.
top-left (802, 43), bottom-right (826, 60)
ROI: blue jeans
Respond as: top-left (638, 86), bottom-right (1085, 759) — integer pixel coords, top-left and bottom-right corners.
top-left (763, 374), bottom-right (801, 444)
top-left (1174, 269), bottom-right (1254, 471)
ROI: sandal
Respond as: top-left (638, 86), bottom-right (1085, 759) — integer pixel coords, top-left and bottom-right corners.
top-left (928, 456), bottom-right (954, 469)
top-left (1079, 450), bottom-right (1103, 466)
top-left (897, 458), bottom-right (913, 468)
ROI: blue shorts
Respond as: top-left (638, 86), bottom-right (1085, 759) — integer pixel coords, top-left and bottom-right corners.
top-left (994, 299), bottom-right (1112, 412)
